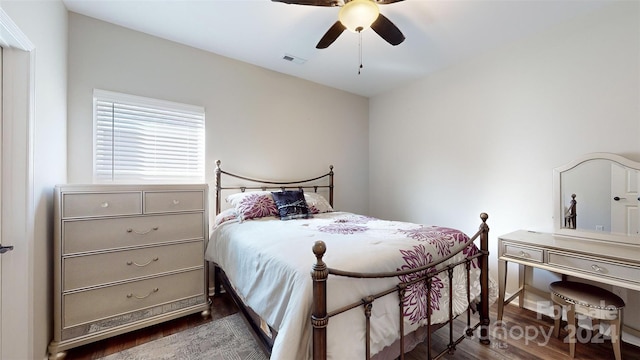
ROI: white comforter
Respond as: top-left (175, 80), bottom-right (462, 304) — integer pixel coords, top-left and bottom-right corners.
top-left (205, 212), bottom-right (496, 360)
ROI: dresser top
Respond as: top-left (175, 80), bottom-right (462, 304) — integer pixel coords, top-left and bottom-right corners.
top-left (499, 230), bottom-right (640, 265)
top-left (55, 184), bottom-right (208, 192)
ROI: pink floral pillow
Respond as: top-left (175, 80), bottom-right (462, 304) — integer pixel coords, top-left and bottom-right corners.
top-left (304, 192), bottom-right (334, 214)
top-left (226, 191), bottom-right (278, 221)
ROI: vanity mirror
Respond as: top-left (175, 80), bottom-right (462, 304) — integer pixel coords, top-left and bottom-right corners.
top-left (553, 152), bottom-right (640, 245)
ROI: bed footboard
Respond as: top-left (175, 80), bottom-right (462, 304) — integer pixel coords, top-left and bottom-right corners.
top-left (311, 213), bottom-right (491, 360)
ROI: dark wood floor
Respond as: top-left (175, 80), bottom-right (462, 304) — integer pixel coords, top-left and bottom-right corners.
top-left (65, 293), bottom-right (640, 360)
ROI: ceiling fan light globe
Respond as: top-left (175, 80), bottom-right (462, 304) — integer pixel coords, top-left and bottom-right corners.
top-left (339, 0), bottom-right (380, 33)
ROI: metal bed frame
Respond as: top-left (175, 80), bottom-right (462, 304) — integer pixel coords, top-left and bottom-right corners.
top-left (212, 160), bottom-right (490, 360)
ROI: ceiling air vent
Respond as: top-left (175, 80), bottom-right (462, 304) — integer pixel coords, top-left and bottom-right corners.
top-left (282, 53), bottom-right (307, 65)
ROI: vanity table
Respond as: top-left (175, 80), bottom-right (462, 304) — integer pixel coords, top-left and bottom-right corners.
top-left (497, 153), bottom-right (640, 322)
top-left (497, 230), bottom-right (640, 320)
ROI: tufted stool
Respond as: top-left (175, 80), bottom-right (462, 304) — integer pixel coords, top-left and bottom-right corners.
top-left (549, 281), bottom-right (625, 360)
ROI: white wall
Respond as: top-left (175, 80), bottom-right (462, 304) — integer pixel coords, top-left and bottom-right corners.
top-left (10, 0), bottom-right (637, 355)
top-left (369, 0), bottom-right (640, 340)
top-left (67, 13), bottom-right (370, 216)
top-left (0, 0), bottom-right (68, 358)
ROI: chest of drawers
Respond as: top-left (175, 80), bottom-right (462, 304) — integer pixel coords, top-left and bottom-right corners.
top-left (48, 184), bottom-right (210, 359)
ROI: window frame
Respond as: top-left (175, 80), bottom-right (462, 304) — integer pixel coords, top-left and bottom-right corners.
top-left (92, 89), bottom-right (205, 184)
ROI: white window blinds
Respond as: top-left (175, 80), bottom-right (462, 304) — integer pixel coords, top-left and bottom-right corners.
top-left (94, 90), bottom-right (205, 183)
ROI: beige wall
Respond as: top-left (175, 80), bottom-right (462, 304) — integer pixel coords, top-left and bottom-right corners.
top-left (369, 1), bottom-right (640, 340)
top-left (67, 12), bottom-right (370, 216)
top-left (0, 0), bottom-right (68, 358)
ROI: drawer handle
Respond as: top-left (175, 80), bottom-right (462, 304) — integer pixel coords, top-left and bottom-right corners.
top-left (127, 288), bottom-right (159, 300)
top-left (172, 199), bottom-right (180, 205)
top-left (591, 264), bottom-right (603, 272)
top-left (100, 202), bottom-right (109, 208)
top-left (519, 251), bottom-right (530, 258)
top-left (126, 226), bottom-right (159, 235)
top-left (127, 257), bottom-right (159, 267)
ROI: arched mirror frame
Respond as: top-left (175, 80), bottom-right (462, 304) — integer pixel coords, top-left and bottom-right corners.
top-left (553, 152), bottom-right (640, 245)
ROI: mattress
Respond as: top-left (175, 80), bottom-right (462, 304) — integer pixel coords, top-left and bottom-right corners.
top-left (205, 211), bottom-right (496, 360)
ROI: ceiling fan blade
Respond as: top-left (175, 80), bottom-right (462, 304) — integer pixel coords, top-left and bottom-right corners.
top-left (375, 0), bottom-right (405, 4)
top-left (271, 0), bottom-right (340, 6)
top-left (371, 13), bottom-right (405, 46)
top-left (316, 21), bottom-right (346, 49)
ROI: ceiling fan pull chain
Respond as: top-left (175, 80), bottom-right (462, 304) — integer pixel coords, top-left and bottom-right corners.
top-left (358, 30), bottom-right (363, 75)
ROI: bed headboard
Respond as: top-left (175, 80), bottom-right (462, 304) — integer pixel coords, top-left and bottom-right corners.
top-left (214, 160), bottom-right (334, 215)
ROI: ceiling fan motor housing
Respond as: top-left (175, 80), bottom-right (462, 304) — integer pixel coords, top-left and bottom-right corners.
top-left (339, 0), bottom-right (380, 33)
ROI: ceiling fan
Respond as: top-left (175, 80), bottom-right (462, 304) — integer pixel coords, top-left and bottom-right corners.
top-left (272, 0), bottom-right (406, 49)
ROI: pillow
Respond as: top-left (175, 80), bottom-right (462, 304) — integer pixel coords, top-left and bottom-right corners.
top-left (271, 190), bottom-right (311, 220)
top-left (226, 191), bottom-right (278, 221)
top-left (304, 192), bottom-right (334, 214)
top-left (213, 208), bottom-right (238, 228)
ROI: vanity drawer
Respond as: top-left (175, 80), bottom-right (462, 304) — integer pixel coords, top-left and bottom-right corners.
top-left (63, 213), bottom-right (204, 254)
top-left (144, 190), bottom-right (204, 214)
top-left (502, 242), bottom-right (544, 263)
top-left (548, 251), bottom-right (639, 284)
top-left (63, 269), bottom-right (204, 328)
top-left (63, 192), bottom-right (142, 218)
top-left (63, 241), bottom-right (204, 291)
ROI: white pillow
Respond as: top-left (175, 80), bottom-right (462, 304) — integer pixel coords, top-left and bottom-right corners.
top-left (304, 192), bottom-right (334, 214)
top-left (213, 208), bottom-right (238, 227)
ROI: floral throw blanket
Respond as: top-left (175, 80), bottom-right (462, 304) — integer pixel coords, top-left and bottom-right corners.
top-left (206, 212), bottom-right (497, 360)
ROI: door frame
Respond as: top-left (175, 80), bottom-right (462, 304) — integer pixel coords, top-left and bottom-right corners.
top-left (0, 8), bottom-right (35, 360)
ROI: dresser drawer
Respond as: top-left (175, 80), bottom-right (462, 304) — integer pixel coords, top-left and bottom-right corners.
top-left (144, 191), bottom-right (204, 214)
top-left (63, 192), bottom-right (142, 218)
top-left (63, 241), bottom-right (204, 291)
top-left (63, 269), bottom-right (204, 328)
top-left (63, 213), bottom-right (204, 254)
top-left (548, 251), bottom-right (639, 284)
top-left (502, 242), bottom-right (544, 263)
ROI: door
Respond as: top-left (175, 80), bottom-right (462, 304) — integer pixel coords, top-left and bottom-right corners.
top-left (0, 11), bottom-right (34, 358)
top-left (611, 162), bottom-right (640, 235)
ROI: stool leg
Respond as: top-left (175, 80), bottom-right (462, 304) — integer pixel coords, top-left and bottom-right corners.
top-left (611, 310), bottom-right (622, 360)
top-left (553, 304), bottom-right (562, 338)
top-left (567, 305), bottom-right (576, 359)
top-left (592, 318), bottom-right (600, 335)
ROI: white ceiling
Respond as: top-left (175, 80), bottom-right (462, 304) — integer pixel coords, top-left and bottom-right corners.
top-left (62, 0), bottom-right (610, 97)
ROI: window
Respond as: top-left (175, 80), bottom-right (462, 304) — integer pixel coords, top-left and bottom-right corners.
top-left (93, 90), bottom-right (205, 183)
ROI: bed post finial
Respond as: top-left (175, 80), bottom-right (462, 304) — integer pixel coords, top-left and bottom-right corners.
top-left (480, 212), bottom-right (488, 224)
top-left (478, 212), bottom-right (490, 345)
top-left (312, 241), bottom-right (327, 266)
top-left (311, 241), bottom-right (328, 360)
